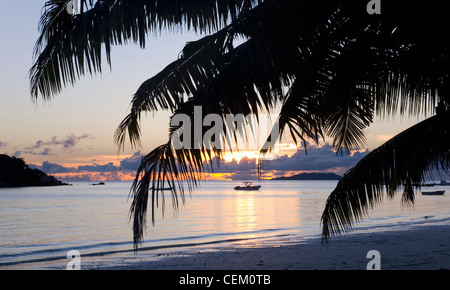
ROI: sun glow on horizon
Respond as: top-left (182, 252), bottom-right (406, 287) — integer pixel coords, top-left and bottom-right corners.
top-left (222, 150), bottom-right (261, 163)
top-left (220, 142), bottom-right (299, 163)
top-left (54, 171), bottom-right (136, 182)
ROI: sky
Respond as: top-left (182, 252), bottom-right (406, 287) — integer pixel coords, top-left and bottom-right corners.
top-left (0, 1), bottom-right (428, 181)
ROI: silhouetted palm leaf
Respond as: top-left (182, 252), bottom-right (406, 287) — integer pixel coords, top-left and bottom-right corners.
top-left (32, 0), bottom-right (450, 249)
top-left (30, 0), bottom-right (259, 100)
top-left (321, 109), bottom-right (450, 240)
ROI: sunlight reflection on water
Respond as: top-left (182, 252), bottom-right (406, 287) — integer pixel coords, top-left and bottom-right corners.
top-left (1, 180), bottom-right (449, 268)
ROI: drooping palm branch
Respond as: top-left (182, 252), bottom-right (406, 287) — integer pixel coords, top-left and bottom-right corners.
top-left (122, 0), bottom-right (448, 247)
top-left (31, 0), bottom-right (450, 249)
top-left (30, 0), bottom-right (260, 100)
top-left (119, 2), bottom-right (364, 247)
top-left (321, 107), bottom-right (450, 239)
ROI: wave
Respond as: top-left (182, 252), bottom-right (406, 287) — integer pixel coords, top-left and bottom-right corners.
top-left (349, 215), bottom-right (450, 235)
top-left (0, 227), bottom-right (294, 268)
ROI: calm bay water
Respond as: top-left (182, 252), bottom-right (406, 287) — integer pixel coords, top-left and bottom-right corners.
top-left (1, 180), bottom-right (449, 269)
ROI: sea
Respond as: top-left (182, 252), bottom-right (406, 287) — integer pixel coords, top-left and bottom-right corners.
top-left (1, 180), bottom-right (449, 269)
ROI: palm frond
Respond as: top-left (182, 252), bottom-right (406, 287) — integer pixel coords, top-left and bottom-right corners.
top-left (128, 99), bottom-right (225, 248)
top-left (30, 0), bottom-right (260, 100)
top-left (127, 46), bottom-right (293, 246)
top-left (129, 141), bottom-right (208, 248)
top-left (274, 78), bottom-right (323, 151)
top-left (271, 7), bottom-right (376, 153)
top-left (114, 1), bottom-right (305, 151)
top-left (113, 31), bottom-right (232, 150)
top-left (31, 0), bottom-right (450, 250)
top-left (321, 110), bottom-right (450, 240)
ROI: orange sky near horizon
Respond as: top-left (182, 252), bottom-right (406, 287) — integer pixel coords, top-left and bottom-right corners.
top-left (44, 143), bottom-right (365, 182)
top-left (51, 169), bottom-right (311, 182)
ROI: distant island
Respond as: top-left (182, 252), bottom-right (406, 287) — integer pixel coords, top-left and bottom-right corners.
top-left (0, 154), bottom-right (70, 187)
top-left (271, 172), bottom-right (342, 180)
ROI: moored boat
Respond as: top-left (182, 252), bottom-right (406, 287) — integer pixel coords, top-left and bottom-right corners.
top-left (422, 190), bottom-right (445, 196)
top-left (234, 182), bottom-right (261, 191)
top-left (150, 186), bottom-right (173, 191)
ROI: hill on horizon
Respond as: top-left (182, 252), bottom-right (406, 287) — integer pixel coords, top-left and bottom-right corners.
top-left (0, 154), bottom-right (69, 187)
top-left (271, 172), bottom-right (342, 181)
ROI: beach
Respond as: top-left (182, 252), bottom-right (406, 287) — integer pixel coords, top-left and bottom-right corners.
top-left (81, 223), bottom-right (449, 270)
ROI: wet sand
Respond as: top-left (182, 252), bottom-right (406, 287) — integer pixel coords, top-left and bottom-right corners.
top-left (83, 223), bottom-right (449, 270)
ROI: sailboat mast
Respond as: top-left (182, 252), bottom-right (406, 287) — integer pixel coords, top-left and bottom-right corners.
top-left (257, 158), bottom-right (261, 181)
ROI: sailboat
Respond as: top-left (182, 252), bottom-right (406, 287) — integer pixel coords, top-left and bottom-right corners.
top-left (234, 158), bottom-right (262, 191)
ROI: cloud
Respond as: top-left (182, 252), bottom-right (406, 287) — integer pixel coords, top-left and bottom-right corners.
top-left (78, 162), bottom-right (120, 172)
top-left (32, 146), bottom-right (369, 181)
top-left (26, 134), bottom-right (91, 151)
top-left (61, 134), bottom-right (91, 149)
top-left (266, 144), bottom-right (369, 172)
top-left (120, 151), bottom-right (144, 171)
top-left (13, 148), bottom-right (55, 157)
top-left (32, 152), bottom-right (143, 180)
top-left (75, 151), bottom-right (144, 172)
top-left (35, 161), bottom-right (76, 174)
top-left (34, 161), bottom-right (122, 174)
top-left (212, 144), bottom-right (370, 177)
top-left (29, 148), bottom-right (54, 156)
top-left (19, 134), bottom-right (92, 157)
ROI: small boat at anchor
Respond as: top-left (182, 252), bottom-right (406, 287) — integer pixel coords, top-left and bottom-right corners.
top-left (234, 182), bottom-right (261, 191)
top-left (422, 190), bottom-right (445, 196)
top-left (150, 187), bottom-right (173, 191)
top-left (91, 182), bottom-right (105, 186)
top-left (234, 158), bottom-right (263, 191)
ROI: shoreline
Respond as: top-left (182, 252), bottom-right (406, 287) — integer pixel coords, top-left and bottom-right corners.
top-left (81, 223), bottom-right (449, 270)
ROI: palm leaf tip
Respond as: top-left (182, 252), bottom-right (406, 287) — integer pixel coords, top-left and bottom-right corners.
top-left (320, 181), bottom-right (364, 241)
top-left (321, 111), bottom-right (450, 241)
top-left (128, 138), bottom-right (210, 249)
top-left (129, 172), bottom-right (150, 249)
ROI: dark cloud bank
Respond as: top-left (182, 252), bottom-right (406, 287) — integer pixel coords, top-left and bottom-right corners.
top-left (31, 145), bottom-right (369, 181)
top-left (214, 144), bottom-right (369, 179)
top-left (32, 151), bottom-right (144, 175)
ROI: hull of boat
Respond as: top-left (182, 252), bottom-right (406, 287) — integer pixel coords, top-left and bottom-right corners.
top-left (422, 190), bottom-right (445, 196)
top-left (234, 185), bottom-right (261, 191)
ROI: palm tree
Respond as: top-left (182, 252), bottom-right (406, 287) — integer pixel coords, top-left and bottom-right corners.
top-left (31, 0), bottom-right (450, 248)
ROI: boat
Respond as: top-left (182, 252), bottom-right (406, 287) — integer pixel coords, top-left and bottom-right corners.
top-left (150, 186), bottom-right (173, 191)
top-left (91, 182), bottom-right (105, 186)
top-left (422, 190), bottom-right (445, 196)
top-left (234, 182), bottom-right (261, 191)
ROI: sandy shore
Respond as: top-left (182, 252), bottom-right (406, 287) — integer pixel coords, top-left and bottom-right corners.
top-left (82, 223), bottom-right (449, 270)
